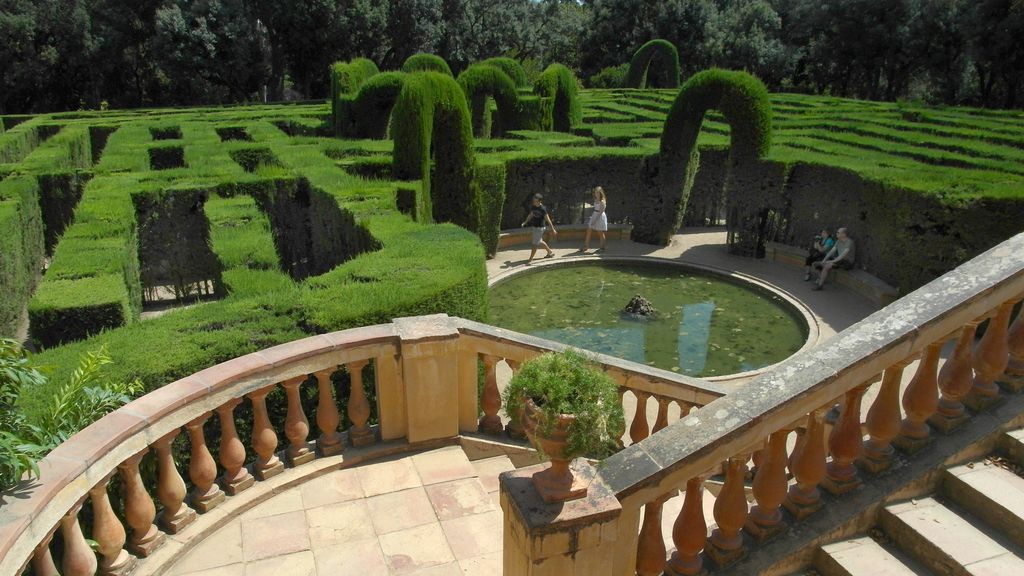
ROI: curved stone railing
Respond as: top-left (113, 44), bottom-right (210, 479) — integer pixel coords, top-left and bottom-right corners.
top-left (579, 232), bottom-right (1024, 576)
top-left (0, 314), bottom-right (725, 575)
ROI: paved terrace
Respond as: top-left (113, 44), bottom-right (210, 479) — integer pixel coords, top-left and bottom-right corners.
top-left (164, 230), bottom-right (882, 576)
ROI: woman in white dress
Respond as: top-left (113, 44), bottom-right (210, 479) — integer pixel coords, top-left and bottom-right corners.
top-left (584, 186), bottom-right (608, 252)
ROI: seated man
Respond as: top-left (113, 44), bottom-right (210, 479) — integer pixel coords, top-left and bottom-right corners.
top-left (811, 227), bottom-right (855, 291)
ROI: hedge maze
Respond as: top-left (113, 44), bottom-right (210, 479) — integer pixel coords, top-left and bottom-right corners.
top-left (3, 52), bottom-right (1024, 417)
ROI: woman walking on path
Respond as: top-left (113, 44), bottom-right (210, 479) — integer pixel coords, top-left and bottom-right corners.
top-left (583, 186), bottom-right (608, 252)
top-left (522, 193), bottom-right (557, 264)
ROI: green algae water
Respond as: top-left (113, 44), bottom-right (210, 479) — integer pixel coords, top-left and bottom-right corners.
top-left (488, 263), bottom-right (807, 377)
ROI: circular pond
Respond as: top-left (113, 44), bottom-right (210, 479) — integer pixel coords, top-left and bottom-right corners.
top-left (489, 261), bottom-right (810, 378)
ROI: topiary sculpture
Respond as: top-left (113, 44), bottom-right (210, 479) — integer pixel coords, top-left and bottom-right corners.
top-left (456, 64), bottom-right (520, 138)
top-left (626, 39), bottom-right (681, 89)
top-left (330, 58), bottom-right (380, 135)
top-left (401, 53), bottom-right (453, 76)
top-left (535, 63), bottom-right (581, 132)
top-left (391, 72), bottom-right (481, 234)
top-left (632, 69), bottom-right (772, 252)
top-left (480, 57), bottom-right (529, 89)
top-left (352, 72), bottom-right (407, 139)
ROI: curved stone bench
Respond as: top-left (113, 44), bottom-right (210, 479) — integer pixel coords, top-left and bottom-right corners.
top-left (765, 241), bottom-right (899, 306)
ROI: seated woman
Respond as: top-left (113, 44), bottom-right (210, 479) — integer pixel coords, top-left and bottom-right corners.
top-left (812, 227), bottom-right (856, 291)
top-left (804, 228), bottom-right (835, 281)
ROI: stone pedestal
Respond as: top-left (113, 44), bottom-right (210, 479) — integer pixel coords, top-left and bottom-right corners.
top-left (501, 460), bottom-right (621, 576)
top-left (395, 315), bottom-right (463, 443)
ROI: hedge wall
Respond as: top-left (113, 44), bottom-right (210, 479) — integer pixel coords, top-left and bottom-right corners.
top-left (457, 64), bottom-right (519, 138)
top-left (632, 69), bottom-right (771, 247)
top-left (480, 57), bottom-right (529, 88)
top-left (627, 39), bottom-right (681, 89)
top-left (331, 58), bottom-right (380, 135)
top-left (0, 176), bottom-right (44, 337)
top-left (391, 72), bottom-right (481, 234)
top-left (402, 53), bottom-right (453, 76)
top-left (352, 72), bottom-right (407, 139)
top-left (535, 64), bottom-right (582, 132)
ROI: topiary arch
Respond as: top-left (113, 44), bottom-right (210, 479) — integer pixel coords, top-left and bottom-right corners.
top-left (626, 39), bottom-right (681, 89)
top-left (352, 72), bottom-right (406, 138)
top-left (391, 72), bottom-right (480, 233)
top-left (535, 63), bottom-right (581, 132)
top-left (632, 69), bottom-right (772, 253)
top-left (402, 53), bottom-right (453, 76)
top-left (330, 58), bottom-right (379, 134)
top-left (457, 64), bottom-right (519, 138)
top-left (480, 57), bottom-right (529, 89)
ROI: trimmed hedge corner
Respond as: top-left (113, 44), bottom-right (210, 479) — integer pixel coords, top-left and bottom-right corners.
top-left (627, 39), bottom-right (681, 89)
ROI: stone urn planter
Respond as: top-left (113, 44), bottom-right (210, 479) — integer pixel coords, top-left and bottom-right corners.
top-left (502, 351), bottom-right (625, 504)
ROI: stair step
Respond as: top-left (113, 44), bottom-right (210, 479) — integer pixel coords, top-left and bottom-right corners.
top-left (1000, 429), bottom-right (1024, 467)
top-left (943, 461), bottom-right (1024, 549)
top-left (815, 536), bottom-right (928, 576)
top-left (879, 497), bottom-right (1024, 575)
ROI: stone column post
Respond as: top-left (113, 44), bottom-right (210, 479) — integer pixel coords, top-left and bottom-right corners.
top-left (394, 315), bottom-right (463, 443)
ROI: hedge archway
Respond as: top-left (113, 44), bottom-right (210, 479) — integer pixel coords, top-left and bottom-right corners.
top-left (480, 57), bottom-right (529, 88)
top-left (402, 53), bottom-right (453, 76)
top-left (330, 58), bottom-right (379, 134)
top-left (391, 72), bottom-right (480, 233)
top-left (535, 63), bottom-right (581, 132)
top-left (626, 40), bottom-right (680, 89)
top-left (457, 64), bottom-right (519, 138)
top-left (352, 72), bottom-right (406, 139)
top-left (632, 69), bottom-right (772, 250)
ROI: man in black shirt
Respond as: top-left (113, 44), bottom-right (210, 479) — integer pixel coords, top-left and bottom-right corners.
top-left (521, 194), bottom-right (558, 264)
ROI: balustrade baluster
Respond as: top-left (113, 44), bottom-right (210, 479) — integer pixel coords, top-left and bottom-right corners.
top-left (60, 503), bottom-right (97, 576)
top-left (216, 398), bottom-right (254, 495)
top-left (654, 396), bottom-right (670, 433)
top-left (745, 430), bottom-right (789, 541)
top-left (1001, 301), bottom-right (1024, 391)
top-left (929, 324), bottom-right (978, 431)
top-left (630, 391), bottom-right (651, 444)
top-left (785, 410), bottom-right (826, 520)
top-left (186, 412), bottom-right (225, 512)
top-left (315, 368), bottom-right (344, 456)
top-left (248, 384), bottom-right (284, 479)
top-left (30, 532), bottom-right (58, 576)
top-left (823, 385), bottom-right (868, 495)
top-left (666, 477), bottom-right (707, 576)
top-left (706, 456), bottom-right (748, 567)
top-left (612, 387), bottom-right (627, 448)
top-left (966, 301), bottom-right (1014, 410)
top-left (894, 342), bottom-right (941, 453)
top-left (282, 375), bottom-right (314, 465)
top-left (117, 449), bottom-right (164, 556)
top-left (90, 473), bottom-right (135, 575)
top-left (861, 363), bottom-right (907, 473)
top-left (347, 359), bottom-right (375, 446)
top-left (154, 429), bottom-right (197, 533)
top-left (637, 495), bottom-right (669, 576)
top-left (478, 354), bottom-right (503, 435)
top-left (505, 359), bottom-right (526, 439)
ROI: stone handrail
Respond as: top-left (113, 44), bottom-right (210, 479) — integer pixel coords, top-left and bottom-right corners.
top-left (591, 232), bottom-right (1024, 576)
top-left (0, 313), bottom-right (725, 575)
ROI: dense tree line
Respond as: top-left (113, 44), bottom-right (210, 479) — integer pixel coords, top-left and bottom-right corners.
top-left (1, 0), bottom-right (1022, 113)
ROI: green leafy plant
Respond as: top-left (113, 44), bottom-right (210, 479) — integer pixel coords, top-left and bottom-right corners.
top-left (1, 338), bottom-right (47, 487)
top-left (502, 350), bottom-right (624, 459)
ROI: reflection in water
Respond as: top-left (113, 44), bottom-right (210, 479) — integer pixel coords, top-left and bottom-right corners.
top-left (489, 263), bottom-right (806, 377)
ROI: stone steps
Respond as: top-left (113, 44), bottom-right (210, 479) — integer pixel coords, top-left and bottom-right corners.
top-left (942, 462), bottom-right (1024, 550)
top-left (999, 428), bottom-right (1024, 467)
top-left (815, 536), bottom-right (930, 576)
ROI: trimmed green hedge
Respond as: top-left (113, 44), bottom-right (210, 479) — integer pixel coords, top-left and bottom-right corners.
top-left (632, 69), bottom-right (771, 246)
top-left (352, 72), bottom-right (407, 139)
top-left (331, 58), bottom-right (380, 135)
top-left (402, 53), bottom-right (453, 76)
top-left (457, 64), bottom-right (519, 138)
top-left (535, 64), bottom-right (582, 132)
top-left (627, 39), bottom-right (681, 89)
top-left (392, 72), bottom-right (481, 233)
top-left (0, 177), bottom-right (44, 337)
top-left (480, 57), bottom-right (529, 88)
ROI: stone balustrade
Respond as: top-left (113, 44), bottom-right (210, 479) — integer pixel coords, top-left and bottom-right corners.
top-left (0, 314), bottom-right (724, 576)
top-left (499, 232), bottom-right (1023, 576)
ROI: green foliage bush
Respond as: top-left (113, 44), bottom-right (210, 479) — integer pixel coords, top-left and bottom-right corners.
top-left (331, 58), bottom-right (380, 134)
top-left (480, 57), bottom-right (529, 88)
top-left (0, 177), bottom-right (44, 337)
top-left (402, 53), bottom-right (453, 76)
top-left (501, 350), bottom-right (624, 459)
top-left (633, 69), bottom-right (771, 245)
top-left (352, 72), bottom-right (407, 139)
top-left (589, 64), bottom-right (629, 89)
top-left (457, 64), bottom-right (520, 138)
top-left (392, 72), bottom-right (481, 233)
top-left (627, 39), bottom-right (681, 89)
top-left (535, 64), bottom-right (582, 132)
